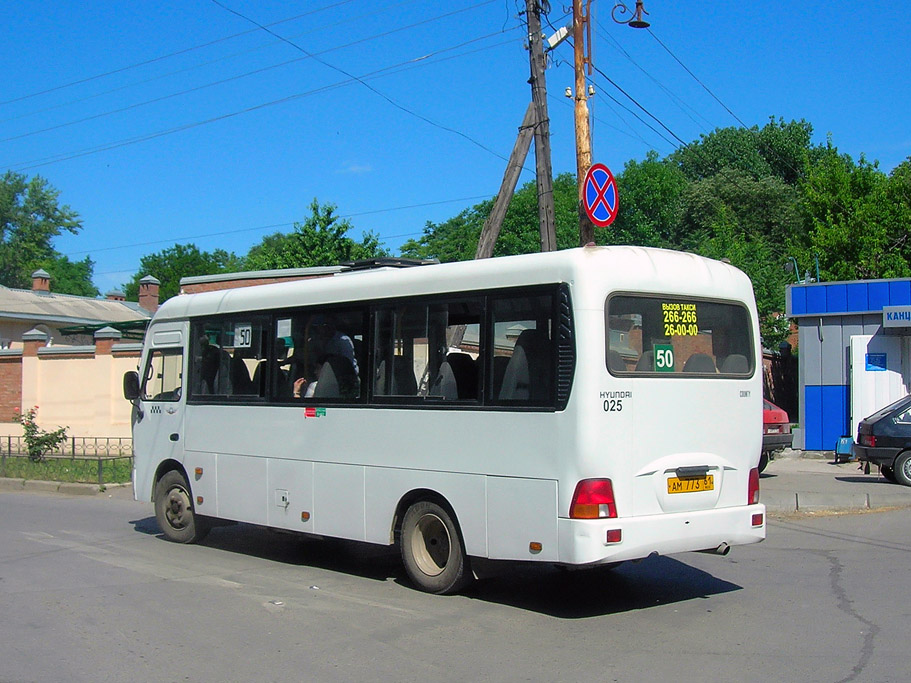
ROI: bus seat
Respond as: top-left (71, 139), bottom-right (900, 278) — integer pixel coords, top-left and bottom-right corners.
top-left (498, 329), bottom-right (552, 401)
top-left (429, 361), bottom-right (459, 400)
top-left (491, 356), bottom-right (509, 397)
top-left (312, 355), bottom-right (358, 399)
top-left (683, 353), bottom-right (717, 373)
top-left (720, 354), bottom-right (749, 374)
top-left (394, 358), bottom-right (417, 396)
top-left (376, 357), bottom-right (416, 396)
top-left (608, 350), bottom-right (626, 372)
top-left (635, 350), bottom-right (654, 371)
top-left (446, 352), bottom-right (477, 399)
top-left (229, 353), bottom-right (254, 394)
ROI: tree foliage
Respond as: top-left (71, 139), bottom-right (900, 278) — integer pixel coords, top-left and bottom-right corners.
top-left (123, 244), bottom-right (244, 303)
top-left (245, 199), bottom-right (387, 270)
top-left (0, 171), bottom-right (88, 293)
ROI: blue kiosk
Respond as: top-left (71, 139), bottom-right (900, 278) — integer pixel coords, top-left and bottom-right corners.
top-left (787, 278), bottom-right (911, 451)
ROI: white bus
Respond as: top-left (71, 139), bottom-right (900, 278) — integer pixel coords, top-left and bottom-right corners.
top-left (124, 246), bottom-right (765, 594)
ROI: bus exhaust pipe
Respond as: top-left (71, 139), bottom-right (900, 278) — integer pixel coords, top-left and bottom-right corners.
top-left (698, 542), bottom-right (730, 556)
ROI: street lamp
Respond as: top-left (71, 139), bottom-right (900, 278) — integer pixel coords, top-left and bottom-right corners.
top-left (611, 1), bottom-right (650, 29)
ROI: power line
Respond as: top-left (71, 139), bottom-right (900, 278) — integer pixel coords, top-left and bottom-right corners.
top-left (5, 34), bottom-right (521, 171)
top-left (72, 194), bottom-right (492, 264)
top-left (209, 0), bottom-right (511, 164)
top-left (593, 21), bottom-right (714, 133)
top-left (0, 0), bottom-right (359, 107)
top-left (0, 0), bottom-right (423, 126)
top-left (2, 3), bottom-right (505, 145)
top-left (647, 28), bottom-right (748, 128)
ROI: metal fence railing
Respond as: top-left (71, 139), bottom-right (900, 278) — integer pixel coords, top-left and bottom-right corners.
top-left (0, 436), bottom-right (134, 486)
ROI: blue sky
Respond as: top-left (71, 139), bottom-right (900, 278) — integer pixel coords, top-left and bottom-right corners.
top-left (3, 1), bottom-right (909, 294)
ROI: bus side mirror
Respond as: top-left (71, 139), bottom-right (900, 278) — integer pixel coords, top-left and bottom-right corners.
top-left (123, 371), bottom-right (140, 401)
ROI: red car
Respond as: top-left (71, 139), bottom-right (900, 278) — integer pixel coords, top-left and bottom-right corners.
top-left (760, 399), bottom-right (792, 472)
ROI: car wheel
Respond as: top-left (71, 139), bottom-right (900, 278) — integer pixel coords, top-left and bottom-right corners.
top-left (400, 500), bottom-right (471, 594)
top-left (892, 452), bottom-right (911, 487)
top-left (880, 465), bottom-right (897, 483)
top-left (154, 470), bottom-right (210, 543)
top-left (758, 451), bottom-right (769, 473)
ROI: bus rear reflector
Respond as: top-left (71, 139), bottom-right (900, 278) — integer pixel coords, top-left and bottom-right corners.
top-left (570, 479), bottom-right (617, 519)
top-left (748, 467), bottom-right (760, 505)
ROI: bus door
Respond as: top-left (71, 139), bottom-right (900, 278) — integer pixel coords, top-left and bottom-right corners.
top-left (133, 324), bottom-right (187, 497)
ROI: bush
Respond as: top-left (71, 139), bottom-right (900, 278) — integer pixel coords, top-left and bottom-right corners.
top-left (16, 406), bottom-right (68, 462)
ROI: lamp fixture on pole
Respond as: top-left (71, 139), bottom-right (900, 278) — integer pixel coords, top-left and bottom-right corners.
top-left (611, 0), bottom-right (650, 29)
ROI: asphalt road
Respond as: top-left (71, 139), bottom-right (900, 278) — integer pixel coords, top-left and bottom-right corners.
top-left (1, 489), bottom-right (908, 683)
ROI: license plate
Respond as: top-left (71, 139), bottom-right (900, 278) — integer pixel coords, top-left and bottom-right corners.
top-left (667, 475), bottom-right (714, 494)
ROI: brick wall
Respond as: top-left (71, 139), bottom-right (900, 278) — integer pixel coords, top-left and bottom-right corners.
top-left (0, 354), bottom-right (22, 422)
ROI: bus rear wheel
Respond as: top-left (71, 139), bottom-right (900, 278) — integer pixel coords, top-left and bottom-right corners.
top-left (400, 501), bottom-right (471, 594)
top-left (154, 470), bottom-right (209, 544)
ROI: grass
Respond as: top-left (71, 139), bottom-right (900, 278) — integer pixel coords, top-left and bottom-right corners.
top-left (0, 454), bottom-right (132, 485)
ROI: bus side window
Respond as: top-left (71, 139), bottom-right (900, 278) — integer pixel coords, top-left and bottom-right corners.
top-left (489, 293), bottom-right (555, 406)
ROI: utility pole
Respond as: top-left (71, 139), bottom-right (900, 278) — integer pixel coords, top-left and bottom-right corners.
top-left (475, 103), bottom-right (536, 259)
top-left (573, 0), bottom-right (594, 246)
top-left (525, 0), bottom-right (557, 252)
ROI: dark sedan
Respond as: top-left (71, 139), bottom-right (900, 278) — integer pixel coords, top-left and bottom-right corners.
top-left (855, 395), bottom-right (911, 486)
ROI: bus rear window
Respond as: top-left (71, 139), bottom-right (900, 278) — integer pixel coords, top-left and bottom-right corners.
top-left (606, 295), bottom-right (753, 376)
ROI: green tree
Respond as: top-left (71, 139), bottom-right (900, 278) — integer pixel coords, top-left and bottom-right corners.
top-left (124, 244), bottom-right (244, 303)
top-left (401, 173), bottom-right (579, 261)
top-left (609, 151), bottom-right (688, 247)
top-left (245, 199), bottom-right (387, 270)
top-left (799, 146), bottom-right (910, 281)
top-left (0, 171), bottom-right (82, 289)
top-left (37, 255), bottom-right (100, 298)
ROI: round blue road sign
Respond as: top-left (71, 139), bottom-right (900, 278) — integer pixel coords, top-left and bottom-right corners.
top-left (583, 163), bottom-right (619, 228)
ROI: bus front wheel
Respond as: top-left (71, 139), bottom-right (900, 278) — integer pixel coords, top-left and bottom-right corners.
top-left (400, 501), bottom-right (471, 594)
top-left (154, 470), bottom-right (209, 544)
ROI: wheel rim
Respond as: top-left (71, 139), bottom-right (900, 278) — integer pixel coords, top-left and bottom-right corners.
top-left (901, 458), bottom-right (911, 481)
top-left (410, 512), bottom-right (451, 577)
top-left (164, 485), bottom-right (192, 531)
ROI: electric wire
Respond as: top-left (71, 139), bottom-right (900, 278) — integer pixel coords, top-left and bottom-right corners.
top-left (5, 33), bottom-right (522, 171)
top-left (0, 0), bottom-right (424, 126)
top-left (209, 0), bottom-right (512, 164)
top-left (1, 3), bottom-right (505, 144)
top-left (72, 194), bottom-right (491, 265)
top-left (0, 0), bottom-right (358, 107)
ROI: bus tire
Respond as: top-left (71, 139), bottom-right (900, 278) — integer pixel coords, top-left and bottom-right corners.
top-left (893, 452), bottom-right (911, 487)
top-left (400, 500), bottom-right (471, 594)
top-left (154, 470), bottom-right (209, 544)
top-left (758, 451), bottom-right (769, 473)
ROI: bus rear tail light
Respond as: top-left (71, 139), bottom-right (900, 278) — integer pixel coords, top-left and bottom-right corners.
top-left (748, 467), bottom-right (760, 505)
top-left (570, 479), bottom-right (617, 519)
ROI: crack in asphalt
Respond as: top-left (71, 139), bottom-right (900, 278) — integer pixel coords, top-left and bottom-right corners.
top-left (815, 550), bottom-right (880, 683)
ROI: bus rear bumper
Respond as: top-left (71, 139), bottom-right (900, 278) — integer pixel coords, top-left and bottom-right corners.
top-left (556, 504), bottom-right (766, 566)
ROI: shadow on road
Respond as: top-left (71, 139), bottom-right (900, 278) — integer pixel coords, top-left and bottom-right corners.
top-left (129, 516), bottom-right (741, 617)
top-left (461, 555), bottom-right (741, 618)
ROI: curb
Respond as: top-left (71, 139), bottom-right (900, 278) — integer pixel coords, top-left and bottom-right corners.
top-left (762, 490), bottom-right (911, 513)
top-left (0, 478), bottom-right (130, 496)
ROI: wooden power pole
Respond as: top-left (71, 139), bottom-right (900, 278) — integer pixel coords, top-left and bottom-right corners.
top-left (526, 0), bottom-right (557, 252)
top-left (573, 0), bottom-right (595, 246)
top-left (475, 103), bottom-right (536, 259)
